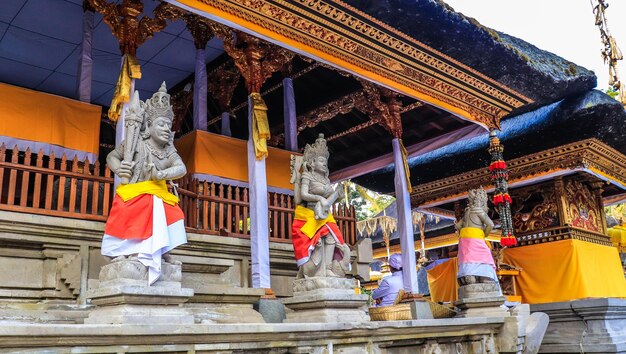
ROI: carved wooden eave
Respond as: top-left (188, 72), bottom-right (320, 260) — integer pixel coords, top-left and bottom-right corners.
top-left (412, 139), bottom-right (626, 207)
top-left (166, 0), bottom-right (533, 128)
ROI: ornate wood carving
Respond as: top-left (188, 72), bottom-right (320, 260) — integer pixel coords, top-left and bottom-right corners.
top-left (171, 86), bottom-right (193, 133)
top-left (590, 181), bottom-right (608, 234)
top-left (565, 180), bottom-right (601, 233)
top-left (87, 0), bottom-right (184, 55)
top-left (182, 14), bottom-right (214, 49)
top-left (510, 185), bottom-right (559, 233)
top-left (181, 0), bottom-right (533, 127)
top-left (206, 61), bottom-right (240, 113)
top-left (220, 30), bottom-right (295, 93)
top-left (412, 139), bottom-right (626, 206)
top-left (355, 79), bottom-right (404, 138)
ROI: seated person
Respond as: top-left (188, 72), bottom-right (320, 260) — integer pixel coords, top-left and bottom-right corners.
top-left (372, 253), bottom-right (404, 307)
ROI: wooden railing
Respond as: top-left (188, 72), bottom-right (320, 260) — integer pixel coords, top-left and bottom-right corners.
top-left (0, 144), bottom-right (114, 221)
top-left (516, 225), bottom-right (611, 246)
top-left (0, 145), bottom-right (358, 245)
top-left (175, 175), bottom-right (358, 245)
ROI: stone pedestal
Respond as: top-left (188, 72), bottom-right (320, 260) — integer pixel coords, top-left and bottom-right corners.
top-left (531, 298), bottom-right (626, 353)
top-left (85, 260), bottom-right (194, 325)
top-left (186, 285), bottom-right (265, 324)
top-left (282, 277), bottom-right (369, 323)
top-left (454, 282), bottom-right (508, 318)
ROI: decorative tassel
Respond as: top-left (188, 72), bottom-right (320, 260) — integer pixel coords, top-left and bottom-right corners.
top-left (250, 92), bottom-right (270, 160)
top-left (108, 54), bottom-right (142, 121)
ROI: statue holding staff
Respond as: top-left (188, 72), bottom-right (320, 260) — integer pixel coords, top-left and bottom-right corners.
top-left (103, 82), bottom-right (187, 285)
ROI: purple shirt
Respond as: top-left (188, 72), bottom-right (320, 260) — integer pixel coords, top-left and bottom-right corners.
top-left (371, 270), bottom-right (404, 307)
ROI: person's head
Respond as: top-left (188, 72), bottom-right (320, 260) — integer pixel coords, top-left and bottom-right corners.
top-left (388, 253), bottom-right (402, 273)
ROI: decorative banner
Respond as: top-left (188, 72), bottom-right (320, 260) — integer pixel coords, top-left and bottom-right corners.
top-left (250, 92), bottom-right (270, 160)
top-left (109, 55), bottom-right (142, 121)
top-left (488, 130), bottom-right (516, 246)
top-left (399, 139), bottom-right (412, 193)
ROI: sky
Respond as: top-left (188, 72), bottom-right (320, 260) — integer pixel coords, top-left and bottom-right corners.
top-left (443, 0), bottom-right (626, 91)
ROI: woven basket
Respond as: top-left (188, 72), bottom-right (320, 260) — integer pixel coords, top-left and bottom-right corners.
top-left (369, 303), bottom-right (411, 321)
top-left (428, 301), bottom-right (458, 319)
top-left (369, 301), bottom-right (457, 321)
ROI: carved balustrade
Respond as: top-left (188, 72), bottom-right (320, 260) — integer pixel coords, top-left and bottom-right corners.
top-left (515, 225), bottom-right (611, 246)
top-left (0, 145), bottom-right (358, 245)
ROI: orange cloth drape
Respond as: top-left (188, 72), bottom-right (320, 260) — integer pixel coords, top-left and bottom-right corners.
top-left (502, 239), bottom-right (626, 304)
top-left (175, 130), bottom-right (297, 190)
top-left (0, 83), bottom-right (101, 155)
top-left (427, 258), bottom-right (458, 303)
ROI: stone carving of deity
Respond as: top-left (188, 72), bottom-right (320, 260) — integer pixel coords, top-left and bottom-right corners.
top-left (102, 82), bottom-right (187, 284)
top-left (290, 134), bottom-right (351, 278)
top-left (456, 188), bottom-right (498, 286)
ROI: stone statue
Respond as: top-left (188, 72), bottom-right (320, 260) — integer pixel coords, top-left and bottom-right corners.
top-left (456, 188), bottom-right (498, 286)
top-left (290, 134), bottom-right (351, 278)
top-left (101, 82), bottom-right (188, 285)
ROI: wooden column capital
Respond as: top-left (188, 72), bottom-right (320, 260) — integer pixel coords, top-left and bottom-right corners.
top-left (86, 0), bottom-right (184, 55)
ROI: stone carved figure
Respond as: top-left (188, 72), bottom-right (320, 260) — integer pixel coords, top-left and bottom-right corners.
top-left (456, 188), bottom-right (498, 286)
top-left (290, 134), bottom-right (351, 278)
top-left (102, 82), bottom-right (187, 285)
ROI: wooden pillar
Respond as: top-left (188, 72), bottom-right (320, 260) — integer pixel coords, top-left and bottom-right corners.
top-left (221, 112), bottom-right (232, 136)
top-left (184, 15), bottom-right (213, 131)
top-left (76, 1), bottom-right (94, 102)
top-left (554, 176), bottom-right (571, 227)
top-left (219, 30), bottom-right (294, 290)
top-left (393, 138), bottom-right (418, 293)
top-left (283, 77), bottom-right (298, 151)
top-left (357, 80), bottom-right (418, 293)
top-left (591, 181), bottom-right (608, 234)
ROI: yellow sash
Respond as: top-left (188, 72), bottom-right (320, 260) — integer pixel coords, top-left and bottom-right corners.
top-left (459, 227), bottom-right (492, 248)
top-left (459, 227), bottom-right (485, 239)
top-left (116, 180), bottom-right (178, 206)
top-left (294, 205), bottom-right (335, 239)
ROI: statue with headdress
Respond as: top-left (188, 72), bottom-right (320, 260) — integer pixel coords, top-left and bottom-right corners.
top-left (102, 82), bottom-right (187, 285)
top-left (456, 187), bottom-right (498, 286)
top-left (290, 134), bottom-right (351, 278)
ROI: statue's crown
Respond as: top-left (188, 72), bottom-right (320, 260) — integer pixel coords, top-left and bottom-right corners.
top-left (144, 82), bottom-right (174, 122)
top-left (303, 133), bottom-right (330, 163)
top-left (468, 187), bottom-right (488, 208)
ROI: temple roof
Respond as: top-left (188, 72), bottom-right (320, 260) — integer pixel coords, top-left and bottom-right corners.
top-left (343, 0), bottom-right (597, 116)
top-left (354, 90), bottom-right (626, 194)
top-left (0, 0), bottom-right (605, 175)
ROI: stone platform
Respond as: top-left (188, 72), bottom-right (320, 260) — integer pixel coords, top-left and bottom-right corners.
top-left (455, 282), bottom-right (508, 318)
top-left (85, 260), bottom-right (194, 325)
top-left (532, 298), bottom-right (626, 353)
top-left (282, 277), bottom-right (369, 323)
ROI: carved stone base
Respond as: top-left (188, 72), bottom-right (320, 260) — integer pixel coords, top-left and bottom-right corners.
top-left (185, 285), bottom-right (265, 324)
top-left (282, 277), bottom-right (369, 323)
top-left (85, 260), bottom-right (194, 325)
top-left (455, 283), bottom-right (507, 318)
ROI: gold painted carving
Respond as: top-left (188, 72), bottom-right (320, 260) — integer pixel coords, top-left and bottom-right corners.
top-left (88, 0), bottom-right (185, 55)
top-left (188, 0), bottom-right (532, 127)
top-left (220, 30), bottom-right (295, 93)
top-left (412, 139), bottom-right (626, 206)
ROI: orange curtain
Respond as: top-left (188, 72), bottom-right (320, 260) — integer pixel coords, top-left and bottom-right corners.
top-left (427, 258), bottom-right (458, 303)
top-left (0, 83), bottom-right (101, 155)
top-left (175, 130), bottom-right (297, 190)
top-left (502, 239), bottom-right (626, 304)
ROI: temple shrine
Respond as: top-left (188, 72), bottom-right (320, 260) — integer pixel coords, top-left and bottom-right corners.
top-left (0, 0), bottom-right (624, 352)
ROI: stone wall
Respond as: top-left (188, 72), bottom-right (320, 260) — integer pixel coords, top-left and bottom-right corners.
top-left (0, 210), bottom-right (298, 309)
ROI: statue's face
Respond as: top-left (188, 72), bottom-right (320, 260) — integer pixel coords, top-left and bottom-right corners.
top-left (311, 156), bottom-right (328, 174)
top-left (149, 116), bottom-right (172, 146)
